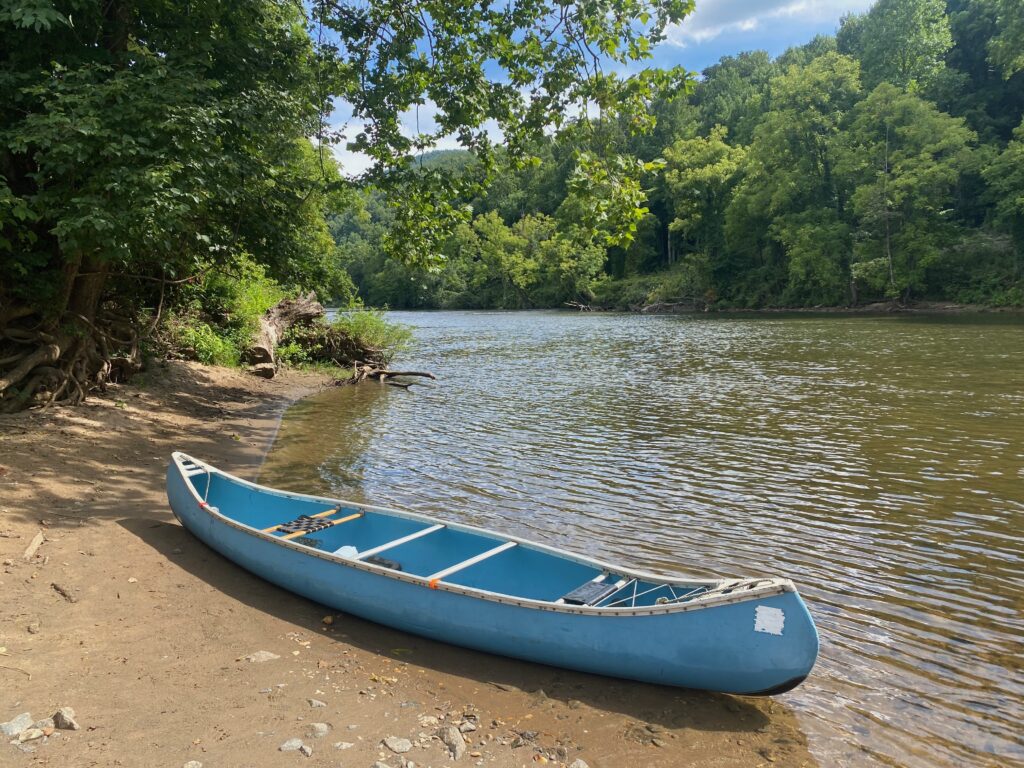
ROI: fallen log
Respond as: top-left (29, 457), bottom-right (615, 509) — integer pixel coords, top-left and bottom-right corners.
top-left (244, 292), bottom-right (324, 377)
top-left (335, 363), bottom-right (436, 389)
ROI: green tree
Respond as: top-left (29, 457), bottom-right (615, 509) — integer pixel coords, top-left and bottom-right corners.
top-left (724, 53), bottom-right (862, 305)
top-left (662, 126), bottom-right (745, 262)
top-left (857, 0), bottom-right (953, 90)
top-left (988, 0), bottom-right (1024, 77)
top-left (984, 120), bottom-right (1024, 281)
top-left (839, 83), bottom-right (976, 300)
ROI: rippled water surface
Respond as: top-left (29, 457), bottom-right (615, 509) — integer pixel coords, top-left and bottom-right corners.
top-left (262, 310), bottom-right (1024, 767)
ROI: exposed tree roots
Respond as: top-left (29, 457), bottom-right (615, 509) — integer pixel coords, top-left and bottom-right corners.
top-left (0, 308), bottom-right (143, 413)
top-left (335, 363), bottom-right (437, 389)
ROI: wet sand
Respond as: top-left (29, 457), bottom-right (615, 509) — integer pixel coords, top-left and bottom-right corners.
top-left (0, 360), bottom-right (815, 767)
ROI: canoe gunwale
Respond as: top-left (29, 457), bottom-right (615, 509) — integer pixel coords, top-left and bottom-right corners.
top-left (169, 452), bottom-right (796, 617)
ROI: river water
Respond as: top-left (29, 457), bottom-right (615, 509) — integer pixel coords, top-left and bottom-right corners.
top-left (261, 310), bottom-right (1024, 768)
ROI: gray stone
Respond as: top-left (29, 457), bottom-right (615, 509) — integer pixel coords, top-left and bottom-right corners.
top-left (373, 762), bottom-right (391, 768)
top-left (18, 728), bottom-right (44, 742)
top-left (32, 717), bottom-right (55, 731)
top-left (0, 713), bottom-right (33, 738)
top-left (437, 725), bottom-right (466, 760)
top-left (183, 762), bottom-right (204, 768)
top-left (333, 741), bottom-right (354, 750)
top-left (307, 698), bottom-right (327, 708)
top-left (279, 738), bottom-right (304, 752)
top-left (53, 707), bottom-right (80, 731)
top-left (243, 650), bottom-right (280, 663)
top-left (458, 721), bottom-right (477, 733)
top-left (569, 761), bottom-right (590, 768)
top-left (307, 722), bottom-right (330, 739)
top-left (298, 744), bottom-right (313, 757)
top-left (383, 736), bottom-right (412, 753)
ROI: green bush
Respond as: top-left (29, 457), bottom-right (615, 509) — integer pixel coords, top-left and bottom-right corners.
top-left (163, 315), bottom-right (240, 366)
top-left (330, 309), bottom-right (412, 363)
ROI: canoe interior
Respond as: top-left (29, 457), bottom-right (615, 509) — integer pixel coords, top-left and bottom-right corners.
top-left (197, 469), bottom-right (722, 607)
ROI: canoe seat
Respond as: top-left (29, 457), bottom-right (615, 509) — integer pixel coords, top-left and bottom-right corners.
top-left (276, 515), bottom-right (335, 536)
top-left (561, 580), bottom-right (619, 606)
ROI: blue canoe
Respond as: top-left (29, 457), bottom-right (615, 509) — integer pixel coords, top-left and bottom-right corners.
top-left (166, 452), bottom-right (818, 695)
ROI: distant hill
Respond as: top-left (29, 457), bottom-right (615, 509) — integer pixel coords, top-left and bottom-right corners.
top-left (414, 148), bottom-right (476, 170)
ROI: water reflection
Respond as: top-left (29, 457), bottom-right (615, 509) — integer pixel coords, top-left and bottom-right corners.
top-left (262, 310), bottom-right (1024, 768)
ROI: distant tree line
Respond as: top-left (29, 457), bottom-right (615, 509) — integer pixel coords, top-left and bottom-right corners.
top-left (337, 0), bottom-right (1024, 310)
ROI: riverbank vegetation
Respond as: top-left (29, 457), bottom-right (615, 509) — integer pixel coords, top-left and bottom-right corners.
top-left (339, 0), bottom-right (1024, 311)
top-left (0, 0), bottom-right (690, 410)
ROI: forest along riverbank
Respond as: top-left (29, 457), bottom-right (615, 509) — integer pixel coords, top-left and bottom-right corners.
top-left (0, 359), bottom-right (816, 768)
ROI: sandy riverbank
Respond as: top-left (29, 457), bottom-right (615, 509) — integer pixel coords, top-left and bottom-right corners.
top-left (0, 360), bottom-right (816, 768)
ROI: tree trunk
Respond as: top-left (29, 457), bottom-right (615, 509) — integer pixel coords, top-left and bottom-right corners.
top-left (244, 292), bottom-right (325, 376)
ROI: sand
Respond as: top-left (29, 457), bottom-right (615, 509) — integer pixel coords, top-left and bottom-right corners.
top-left (0, 360), bottom-right (816, 767)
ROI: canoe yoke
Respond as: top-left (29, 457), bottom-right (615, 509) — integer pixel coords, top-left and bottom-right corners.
top-left (277, 515), bottom-right (337, 536)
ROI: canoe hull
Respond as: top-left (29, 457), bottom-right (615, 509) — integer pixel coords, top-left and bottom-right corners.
top-left (166, 462), bottom-right (818, 695)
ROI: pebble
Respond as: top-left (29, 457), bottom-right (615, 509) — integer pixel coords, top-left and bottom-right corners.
top-left (53, 706), bottom-right (80, 731)
top-left (244, 650), bottom-right (280, 663)
top-left (299, 744), bottom-right (313, 757)
top-left (569, 760), bottom-right (590, 768)
top-left (373, 762), bottom-right (391, 768)
top-left (437, 725), bottom-right (466, 760)
top-left (307, 698), bottom-right (327, 708)
top-left (333, 741), bottom-right (354, 750)
top-left (418, 715), bottom-right (438, 727)
top-left (384, 736), bottom-right (412, 753)
top-left (0, 713), bottom-right (33, 738)
top-left (458, 721), bottom-right (477, 733)
top-left (279, 738), bottom-right (304, 752)
top-left (19, 728), bottom-right (45, 742)
top-left (183, 762), bottom-right (203, 768)
top-left (308, 722), bottom-right (330, 738)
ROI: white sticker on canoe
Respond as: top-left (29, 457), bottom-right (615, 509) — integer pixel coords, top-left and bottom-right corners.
top-left (754, 606), bottom-right (785, 636)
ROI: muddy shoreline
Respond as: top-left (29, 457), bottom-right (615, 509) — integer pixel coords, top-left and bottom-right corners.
top-left (0, 360), bottom-right (817, 767)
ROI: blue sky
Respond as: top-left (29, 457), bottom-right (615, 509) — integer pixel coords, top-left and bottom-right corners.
top-left (332, 0), bottom-right (877, 174)
top-left (657, 0), bottom-right (874, 72)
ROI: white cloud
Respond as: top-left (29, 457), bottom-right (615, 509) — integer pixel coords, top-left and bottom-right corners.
top-left (667, 0), bottom-right (874, 46)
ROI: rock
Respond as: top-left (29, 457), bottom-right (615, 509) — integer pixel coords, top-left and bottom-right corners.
top-left (373, 763), bottom-right (391, 768)
top-left (32, 717), bottom-right (55, 731)
top-left (437, 725), bottom-right (466, 760)
top-left (307, 722), bottom-right (330, 739)
top-left (651, 737), bottom-right (666, 747)
top-left (418, 715), bottom-right (438, 727)
top-left (307, 698), bottom-right (327, 708)
top-left (19, 728), bottom-right (45, 742)
top-left (299, 744), bottom-right (313, 757)
top-left (458, 721), bottom-right (477, 733)
top-left (243, 650), bottom-right (280, 663)
top-left (1, 713), bottom-right (33, 738)
top-left (183, 762), bottom-right (204, 768)
top-left (279, 738), bottom-right (304, 752)
top-left (333, 741), bottom-right (354, 750)
top-left (568, 699), bottom-right (583, 709)
top-left (127, 577), bottom-right (138, 583)
top-left (53, 707), bottom-right (79, 730)
top-left (383, 736), bottom-right (412, 753)
top-left (26, 620), bottom-right (40, 634)
top-left (569, 760), bottom-right (590, 768)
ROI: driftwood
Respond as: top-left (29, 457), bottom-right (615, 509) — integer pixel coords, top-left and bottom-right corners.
top-left (245, 292), bottom-right (324, 377)
top-left (336, 363), bottom-right (436, 389)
